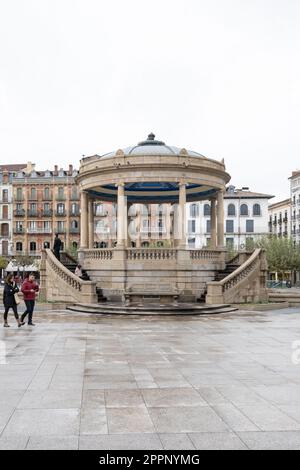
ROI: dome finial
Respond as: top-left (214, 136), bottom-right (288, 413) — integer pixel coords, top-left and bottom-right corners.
top-left (147, 132), bottom-right (155, 141)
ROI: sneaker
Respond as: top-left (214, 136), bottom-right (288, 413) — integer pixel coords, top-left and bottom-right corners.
top-left (3, 324), bottom-right (10, 327)
top-left (28, 322), bottom-right (35, 326)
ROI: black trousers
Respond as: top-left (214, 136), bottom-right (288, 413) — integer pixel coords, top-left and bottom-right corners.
top-left (54, 250), bottom-right (60, 261)
top-left (22, 300), bottom-right (35, 323)
top-left (4, 305), bottom-right (19, 321)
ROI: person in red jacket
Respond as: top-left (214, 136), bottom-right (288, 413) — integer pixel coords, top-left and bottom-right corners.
top-left (20, 273), bottom-right (39, 326)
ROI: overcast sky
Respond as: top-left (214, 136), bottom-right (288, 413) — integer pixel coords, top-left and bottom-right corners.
top-left (0, 0), bottom-right (299, 202)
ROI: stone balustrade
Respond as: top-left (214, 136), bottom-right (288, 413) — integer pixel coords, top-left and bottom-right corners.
top-left (206, 249), bottom-right (268, 304)
top-left (40, 249), bottom-right (97, 303)
top-left (190, 249), bottom-right (223, 261)
top-left (83, 249), bottom-right (113, 260)
top-left (126, 248), bottom-right (177, 261)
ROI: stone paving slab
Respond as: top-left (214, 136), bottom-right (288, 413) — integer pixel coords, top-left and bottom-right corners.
top-left (0, 308), bottom-right (300, 449)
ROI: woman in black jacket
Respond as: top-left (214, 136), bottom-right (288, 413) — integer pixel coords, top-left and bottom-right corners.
top-left (3, 273), bottom-right (22, 328)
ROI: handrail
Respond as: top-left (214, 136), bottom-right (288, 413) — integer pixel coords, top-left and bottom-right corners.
top-left (217, 249), bottom-right (261, 292)
top-left (45, 249), bottom-right (95, 292)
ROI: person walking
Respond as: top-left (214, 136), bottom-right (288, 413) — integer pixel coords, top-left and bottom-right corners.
top-left (53, 233), bottom-right (62, 261)
top-left (20, 273), bottom-right (39, 326)
top-left (3, 273), bottom-right (22, 328)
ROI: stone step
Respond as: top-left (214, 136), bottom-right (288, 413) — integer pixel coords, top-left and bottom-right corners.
top-left (66, 303), bottom-right (239, 316)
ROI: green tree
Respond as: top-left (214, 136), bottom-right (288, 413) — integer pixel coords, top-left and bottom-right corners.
top-left (256, 236), bottom-right (300, 276)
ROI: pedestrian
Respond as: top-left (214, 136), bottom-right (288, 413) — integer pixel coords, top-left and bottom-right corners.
top-left (3, 273), bottom-right (22, 328)
top-left (74, 264), bottom-right (83, 277)
top-left (53, 233), bottom-right (62, 261)
top-left (20, 273), bottom-right (39, 326)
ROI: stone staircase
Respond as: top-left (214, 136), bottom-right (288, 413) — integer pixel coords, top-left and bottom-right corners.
top-left (214, 262), bottom-right (241, 281)
top-left (66, 302), bottom-right (238, 315)
top-left (198, 259), bottom-right (241, 302)
top-left (60, 252), bottom-right (106, 302)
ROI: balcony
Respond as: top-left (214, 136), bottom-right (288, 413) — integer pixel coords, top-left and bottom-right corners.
top-left (70, 227), bottom-right (80, 234)
top-left (14, 195), bottom-right (24, 202)
top-left (27, 210), bottom-right (38, 217)
top-left (28, 195), bottom-right (38, 201)
top-left (42, 194), bottom-right (52, 201)
top-left (283, 216), bottom-right (288, 222)
top-left (70, 210), bottom-right (80, 217)
top-left (54, 227), bottom-right (66, 234)
top-left (13, 227), bottom-right (25, 234)
top-left (55, 211), bottom-right (66, 217)
top-left (27, 228), bottom-right (52, 234)
top-left (70, 194), bottom-right (79, 201)
top-left (56, 195), bottom-right (66, 201)
top-left (41, 210), bottom-right (53, 217)
top-left (272, 219), bottom-right (277, 225)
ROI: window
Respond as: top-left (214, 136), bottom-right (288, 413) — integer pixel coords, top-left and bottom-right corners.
top-left (30, 188), bottom-right (36, 200)
top-left (2, 189), bottom-right (8, 203)
top-left (29, 241), bottom-right (36, 252)
top-left (246, 220), bottom-right (254, 232)
top-left (71, 203), bottom-right (78, 215)
top-left (253, 203), bottom-right (261, 216)
top-left (206, 220), bottom-right (211, 233)
top-left (226, 238), bottom-right (234, 247)
top-left (190, 204), bottom-right (199, 218)
top-left (44, 241), bottom-right (50, 249)
top-left (16, 242), bottom-right (23, 252)
top-left (240, 204), bottom-right (248, 216)
top-left (188, 220), bottom-right (196, 233)
top-left (57, 203), bottom-right (65, 214)
top-left (44, 187), bottom-right (50, 199)
top-left (58, 187), bottom-right (65, 199)
top-left (226, 220), bottom-right (234, 233)
top-left (227, 204), bottom-right (236, 216)
top-left (204, 204), bottom-right (211, 216)
top-left (16, 187), bottom-right (23, 200)
top-left (71, 220), bottom-right (78, 229)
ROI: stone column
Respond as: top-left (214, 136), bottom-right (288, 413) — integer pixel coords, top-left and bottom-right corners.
top-left (217, 190), bottom-right (224, 248)
top-left (80, 190), bottom-right (88, 249)
top-left (88, 197), bottom-right (94, 249)
top-left (117, 183), bottom-right (126, 246)
top-left (179, 183), bottom-right (187, 247)
top-left (210, 197), bottom-right (217, 248)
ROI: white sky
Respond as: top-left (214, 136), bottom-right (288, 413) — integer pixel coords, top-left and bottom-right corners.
top-left (0, 0), bottom-right (299, 202)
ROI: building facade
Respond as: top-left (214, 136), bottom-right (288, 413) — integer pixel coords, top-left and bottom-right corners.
top-left (289, 171), bottom-right (300, 245)
top-left (268, 198), bottom-right (291, 238)
top-left (186, 185), bottom-right (274, 249)
top-left (0, 164), bottom-right (28, 257)
top-left (12, 164), bottom-right (80, 257)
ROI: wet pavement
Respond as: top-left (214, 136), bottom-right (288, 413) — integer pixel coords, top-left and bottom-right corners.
top-left (0, 307), bottom-right (300, 449)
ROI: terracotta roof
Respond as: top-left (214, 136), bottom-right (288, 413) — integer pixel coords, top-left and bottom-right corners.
top-left (289, 171), bottom-right (300, 179)
top-left (268, 198), bottom-right (291, 209)
top-left (225, 189), bottom-right (274, 199)
top-left (0, 163), bottom-right (27, 171)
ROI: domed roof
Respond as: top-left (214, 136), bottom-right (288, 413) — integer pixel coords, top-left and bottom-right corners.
top-left (100, 133), bottom-right (206, 159)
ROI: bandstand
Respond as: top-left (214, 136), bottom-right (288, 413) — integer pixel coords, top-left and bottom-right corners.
top-left (76, 134), bottom-right (231, 303)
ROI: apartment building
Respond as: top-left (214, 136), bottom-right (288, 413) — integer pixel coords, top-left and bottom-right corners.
top-left (12, 164), bottom-right (80, 257)
top-left (186, 185), bottom-right (274, 249)
top-left (289, 170), bottom-right (300, 245)
top-left (268, 198), bottom-right (291, 238)
top-left (0, 163), bottom-right (28, 257)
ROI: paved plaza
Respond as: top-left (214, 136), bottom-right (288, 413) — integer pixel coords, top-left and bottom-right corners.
top-left (0, 307), bottom-right (300, 450)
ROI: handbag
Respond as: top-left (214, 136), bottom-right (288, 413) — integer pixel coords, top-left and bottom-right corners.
top-left (14, 292), bottom-right (20, 305)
